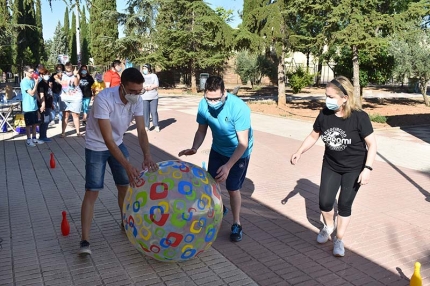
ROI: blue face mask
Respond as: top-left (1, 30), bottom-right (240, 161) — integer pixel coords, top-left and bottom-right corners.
top-left (143, 69), bottom-right (149, 75)
top-left (208, 100), bottom-right (225, 111)
top-left (81, 70), bottom-right (87, 75)
top-left (326, 97), bottom-right (340, 110)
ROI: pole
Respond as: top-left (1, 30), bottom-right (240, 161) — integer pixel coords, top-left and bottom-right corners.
top-left (75, 0), bottom-right (81, 66)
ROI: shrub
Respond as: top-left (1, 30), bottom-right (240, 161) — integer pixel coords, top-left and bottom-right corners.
top-left (287, 66), bottom-right (314, 94)
top-left (369, 113), bottom-right (387, 123)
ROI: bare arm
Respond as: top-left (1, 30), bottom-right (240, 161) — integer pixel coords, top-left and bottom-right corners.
top-left (27, 81), bottom-right (39, 96)
top-left (98, 119), bottom-right (139, 187)
top-left (178, 124), bottom-right (208, 156)
top-left (290, 130), bottom-right (320, 165)
top-left (135, 115), bottom-right (158, 171)
top-left (357, 133), bottom-right (377, 185)
top-left (214, 129), bottom-right (249, 183)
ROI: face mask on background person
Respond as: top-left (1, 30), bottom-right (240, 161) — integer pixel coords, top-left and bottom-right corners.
top-left (81, 70), bottom-right (87, 75)
top-left (115, 66), bottom-right (122, 73)
top-left (66, 71), bottom-right (73, 76)
top-left (43, 75), bottom-right (50, 81)
top-left (95, 75), bottom-right (103, 82)
top-left (325, 97), bottom-right (340, 111)
top-left (143, 69), bottom-right (149, 75)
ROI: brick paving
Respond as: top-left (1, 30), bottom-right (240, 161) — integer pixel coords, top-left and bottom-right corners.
top-left (0, 94), bottom-right (429, 286)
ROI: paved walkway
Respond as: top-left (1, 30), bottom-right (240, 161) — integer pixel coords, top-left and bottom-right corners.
top-left (0, 94), bottom-right (429, 286)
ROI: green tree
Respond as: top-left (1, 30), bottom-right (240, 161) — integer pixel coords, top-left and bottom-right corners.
top-left (63, 7), bottom-right (70, 55)
top-left (14, 0), bottom-right (40, 70)
top-left (0, 0), bottom-right (13, 72)
top-left (238, 0), bottom-right (290, 105)
top-left (80, 6), bottom-right (90, 65)
top-left (90, 0), bottom-right (118, 65)
top-left (36, 0), bottom-right (46, 62)
top-left (235, 50), bottom-right (277, 87)
top-left (389, 24), bottom-right (430, 106)
top-left (49, 21), bottom-right (68, 64)
top-left (215, 7), bottom-right (234, 24)
top-left (154, 0), bottom-right (233, 92)
top-left (323, 0), bottom-right (428, 99)
top-left (70, 12), bottom-right (77, 64)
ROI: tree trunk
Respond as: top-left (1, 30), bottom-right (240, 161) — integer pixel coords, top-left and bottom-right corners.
top-left (277, 48), bottom-right (286, 106)
top-left (316, 59), bottom-right (323, 86)
top-left (420, 80), bottom-right (430, 106)
top-left (191, 60), bottom-right (197, 93)
top-left (352, 45), bottom-right (361, 105)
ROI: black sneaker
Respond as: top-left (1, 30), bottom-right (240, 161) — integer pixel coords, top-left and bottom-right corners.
top-left (223, 205), bottom-right (228, 217)
top-left (78, 240), bottom-right (91, 256)
top-left (230, 223), bottom-right (242, 242)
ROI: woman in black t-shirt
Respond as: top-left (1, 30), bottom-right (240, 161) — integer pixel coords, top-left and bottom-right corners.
top-left (38, 68), bottom-right (54, 142)
top-left (290, 76), bottom-right (377, 257)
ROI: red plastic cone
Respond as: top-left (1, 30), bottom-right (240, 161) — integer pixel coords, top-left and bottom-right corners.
top-left (61, 211), bottom-right (70, 236)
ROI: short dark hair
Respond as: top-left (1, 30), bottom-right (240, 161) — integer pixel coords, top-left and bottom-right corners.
top-left (65, 62), bottom-right (73, 68)
top-left (143, 63), bottom-right (152, 73)
top-left (55, 64), bottom-right (64, 71)
top-left (204, 76), bottom-right (225, 94)
top-left (121, 68), bottom-right (145, 85)
top-left (23, 65), bottom-right (33, 72)
top-left (111, 60), bottom-right (122, 68)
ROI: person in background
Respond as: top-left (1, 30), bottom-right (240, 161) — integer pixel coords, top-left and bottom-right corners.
top-left (103, 60), bottom-right (122, 88)
top-left (54, 62), bottom-right (82, 137)
top-left (37, 68), bottom-right (54, 142)
top-left (290, 76), bottom-right (377, 257)
top-left (49, 64), bottom-right (64, 124)
top-left (92, 72), bottom-right (105, 97)
top-left (78, 65), bottom-right (95, 125)
top-left (20, 65), bottom-right (44, 147)
top-left (141, 63), bottom-right (160, 132)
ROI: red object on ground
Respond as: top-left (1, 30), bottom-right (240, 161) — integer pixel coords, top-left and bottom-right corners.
top-left (50, 153), bottom-right (56, 168)
top-left (61, 211), bottom-right (70, 236)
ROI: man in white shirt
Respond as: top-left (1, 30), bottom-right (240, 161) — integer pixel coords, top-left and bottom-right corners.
top-left (79, 68), bottom-right (158, 255)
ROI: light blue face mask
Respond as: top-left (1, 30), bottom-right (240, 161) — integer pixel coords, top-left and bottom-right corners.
top-left (325, 97), bottom-right (340, 110)
top-left (143, 69), bottom-right (149, 75)
top-left (208, 101), bottom-right (224, 110)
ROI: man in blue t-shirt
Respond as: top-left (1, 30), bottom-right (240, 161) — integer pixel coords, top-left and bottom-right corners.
top-left (179, 76), bottom-right (253, 242)
top-left (20, 65), bottom-right (44, 147)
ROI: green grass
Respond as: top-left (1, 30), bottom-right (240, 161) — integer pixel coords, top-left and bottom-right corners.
top-left (369, 113), bottom-right (388, 123)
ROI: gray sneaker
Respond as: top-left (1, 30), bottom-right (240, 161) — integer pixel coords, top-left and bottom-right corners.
top-left (78, 240), bottom-right (92, 256)
top-left (317, 225), bottom-right (334, 244)
top-left (32, 138), bottom-right (45, 145)
top-left (26, 139), bottom-right (36, 147)
top-left (333, 237), bottom-right (345, 257)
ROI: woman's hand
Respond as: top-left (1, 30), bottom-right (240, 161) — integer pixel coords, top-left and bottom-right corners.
top-left (357, 168), bottom-right (371, 185)
top-left (290, 152), bottom-right (301, 165)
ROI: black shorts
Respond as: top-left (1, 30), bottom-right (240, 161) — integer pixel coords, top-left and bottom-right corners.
top-left (24, 111), bottom-right (39, 126)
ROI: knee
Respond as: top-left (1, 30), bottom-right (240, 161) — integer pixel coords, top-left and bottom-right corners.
top-left (319, 200), bottom-right (334, 212)
top-left (84, 191), bottom-right (99, 204)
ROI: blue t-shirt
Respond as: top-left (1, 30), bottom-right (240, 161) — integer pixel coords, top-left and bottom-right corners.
top-left (197, 93), bottom-right (253, 158)
top-left (21, 77), bottom-right (38, 112)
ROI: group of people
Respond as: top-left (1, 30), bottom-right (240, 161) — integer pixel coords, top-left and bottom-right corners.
top-left (20, 60), bottom-right (160, 145)
top-left (77, 68), bottom-right (377, 260)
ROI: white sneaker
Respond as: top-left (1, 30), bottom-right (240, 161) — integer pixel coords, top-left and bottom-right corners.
top-left (145, 127), bottom-right (149, 132)
top-left (333, 237), bottom-right (345, 257)
top-left (154, 126), bottom-right (160, 132)
top-left (317, 225), bottom-right (334, 244)
top-left (26, 139), bottom-right (35, 147)
top-left (32, 138), bottom-right (45, 145)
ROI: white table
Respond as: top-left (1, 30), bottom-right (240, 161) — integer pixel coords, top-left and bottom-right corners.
top-left (0, 101), bottom-right (21, 132)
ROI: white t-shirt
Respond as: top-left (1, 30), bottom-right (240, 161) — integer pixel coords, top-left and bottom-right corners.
top-left (85, 86), bottom-right (144, 151)
top-left (142, 73), bottom-right (159, 100)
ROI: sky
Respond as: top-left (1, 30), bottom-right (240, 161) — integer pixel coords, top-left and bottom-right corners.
top-left (41, 0), bottom-right (243, 41)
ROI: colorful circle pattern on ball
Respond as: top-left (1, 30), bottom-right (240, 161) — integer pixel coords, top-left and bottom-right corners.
top-left (123, 160), bottom-right (223, 262)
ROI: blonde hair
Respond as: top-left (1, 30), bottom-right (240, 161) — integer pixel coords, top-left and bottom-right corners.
top-left (327, 76), bottom-right (361, 119)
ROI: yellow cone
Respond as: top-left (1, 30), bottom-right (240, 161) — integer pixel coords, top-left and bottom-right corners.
top-left (410, 262), bottom-right (422, 286)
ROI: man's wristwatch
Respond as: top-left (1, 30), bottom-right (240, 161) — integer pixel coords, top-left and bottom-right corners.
top-left (364, 165), bottom-right (373, 171)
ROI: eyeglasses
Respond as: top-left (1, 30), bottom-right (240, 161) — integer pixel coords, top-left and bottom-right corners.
top-left (205, 93), bottom-right (224, 103)
top-left (27, 70), bottom-right (34, 73)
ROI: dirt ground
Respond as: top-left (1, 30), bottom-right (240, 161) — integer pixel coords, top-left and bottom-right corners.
top-left (160, 85), bottom-right (430, 129)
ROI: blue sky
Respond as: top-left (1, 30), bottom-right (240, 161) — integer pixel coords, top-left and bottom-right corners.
top-left (42, 0), bottom-right (243, 40)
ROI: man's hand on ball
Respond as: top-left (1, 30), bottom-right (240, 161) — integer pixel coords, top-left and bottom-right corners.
top-left (143, 158), bottom-right (158, 173)
top-left (126, 164), bottom-right (140, 188)
top-left (178, 148), bottom-right (197, 157)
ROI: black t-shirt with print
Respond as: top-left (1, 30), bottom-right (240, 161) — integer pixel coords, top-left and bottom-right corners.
top-left (37, 80), bottom-right (53, 108)
top-left (313, 108), bottom-right (373, 172)
top-left (79, 76), bottom-right (95, 98)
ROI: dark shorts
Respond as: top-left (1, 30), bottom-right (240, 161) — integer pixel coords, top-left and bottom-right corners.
top-left (208, 149), bottom-right (250, 191)
top-left (24, 111), bottom-right (39, 126)
top-left (85, 144), bottom-right (130, 191)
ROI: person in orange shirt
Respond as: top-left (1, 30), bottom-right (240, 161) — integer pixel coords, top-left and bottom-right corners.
top-left (103, 60), bottom-right (122, 88)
